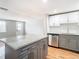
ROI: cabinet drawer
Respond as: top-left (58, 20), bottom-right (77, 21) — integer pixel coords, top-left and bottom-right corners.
top-left (18, 50), bottom-right (28, 56)
top-left (31, 42), bottom-right (38, 47)
top-left (17, 45), bottom-right (32, 54)
top-left (41, 38), bottom-right (47, 42)
top-left (18, 52), bottom-right (30, 59)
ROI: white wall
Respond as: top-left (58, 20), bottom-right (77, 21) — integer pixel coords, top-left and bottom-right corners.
top-left (0, 9), bottom-right (48, 36)
top-left (0, 10), bottom-right (26, 21)
top-left (0, 0), bottom-right (48, 36)
top-left (25, 15), bottom-right (47, 35)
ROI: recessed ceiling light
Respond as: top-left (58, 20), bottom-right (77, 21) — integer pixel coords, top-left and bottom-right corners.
top-left (43, 0), bottom-right (48, 3)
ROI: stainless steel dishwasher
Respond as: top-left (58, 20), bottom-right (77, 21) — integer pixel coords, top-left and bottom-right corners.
top-left (48, 34), bottom-right (59, 47)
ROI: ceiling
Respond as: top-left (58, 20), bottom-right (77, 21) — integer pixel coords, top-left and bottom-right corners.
top-left (0, 0), bottom-right (79, 16)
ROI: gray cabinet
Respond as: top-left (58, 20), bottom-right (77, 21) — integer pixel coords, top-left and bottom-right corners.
top-left (17, 45), bottom-right (38, 59)
top-left (19, 53), bottom-right (30, 59)
top-left (37, 41), bottom-right (42, 59)
top-left (18, 48), bottom-right (31, 59)
top-left (30, 45), bottom-right (38, 59)
top-left (76, 39), bottom-right (79, 51)
top-left (41, 43), bottom-right (46, 59)
top-left (5, 38), bottom-right (48, 59)
top-left (59, 35), bottom-right (79, 51)
top-left (16, 38), bottom-right (48, 59)
top-left (59, 35), bottom-right (69, 49)
top-left (41, 38), bottom-right (48, 59)
top-left (5, 44), bottom-right (17, 59)
top-left (68, 39), bottom-right (77, 50)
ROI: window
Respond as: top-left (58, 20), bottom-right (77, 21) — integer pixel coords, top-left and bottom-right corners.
top-left (16, 22), bottom-right (24, 35)
top-left (16, 22), bottom-right (23, 31)
top-left (0, 21), bottom-right (6, 32)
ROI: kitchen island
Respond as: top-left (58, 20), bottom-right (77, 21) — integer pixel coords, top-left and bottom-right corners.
top-left (0, 34), bottom-right (48, 59)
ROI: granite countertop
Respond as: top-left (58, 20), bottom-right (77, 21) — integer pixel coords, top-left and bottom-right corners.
top-left (0, 34), bottom-right (47, 50)
top-left (47, 33), bottom-right (59, 35)
top-left (47, 33), bottom-right (79, 36)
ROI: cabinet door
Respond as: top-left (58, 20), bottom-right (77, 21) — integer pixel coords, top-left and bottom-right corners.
top-left (66, 36), bottom-right (77, 51)
top-left (41, 43), bottom-right (46, 59)
top-left (68, 39), bottom-right (77, 50)
top-left (19, 46), bottom-right (38, 59)
top-left (21, 54), bottom-right (30, 59)
top-left (59, 35), bottom-right (78, 51)
top-left (76, 39), bottom-right (79, 51)
top-left (68, 12), bottom-right (79, 23)
top-left (5, 45), bottom-right (18, 59)
top-left (25, 51), bottom-right (32, 59)
top-left (45, 38), bottom-right (48, 56)
top-left (38, 42), bottom-right (42, 59)
top-left (59, 35), bottom-right (69, 49)
top-left (30, 46), bottom-right (38, 59)
top-left (41, 39), bottom-right (48, 59)
top-left (59, 38), bottom-right (67, 48)
top-left (18, 50), bottom-right (31, 59)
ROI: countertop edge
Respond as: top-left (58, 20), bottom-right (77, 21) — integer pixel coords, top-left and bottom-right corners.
top-left (0, 35), bottom-right (47, 50)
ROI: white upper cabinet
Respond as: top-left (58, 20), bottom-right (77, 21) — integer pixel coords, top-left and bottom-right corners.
top-left (49, 16), bottom-right (54, 26)
top-left (58, 14), bottom-right (68, 24)
top-left (49, 14), bottom-right (67, 26)
top-left (48, 11), bottom-right (79, 34)
top-left (68, 12), bottom-right (79, 23)
top-left (49, 12), bottom-right (79, 26)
